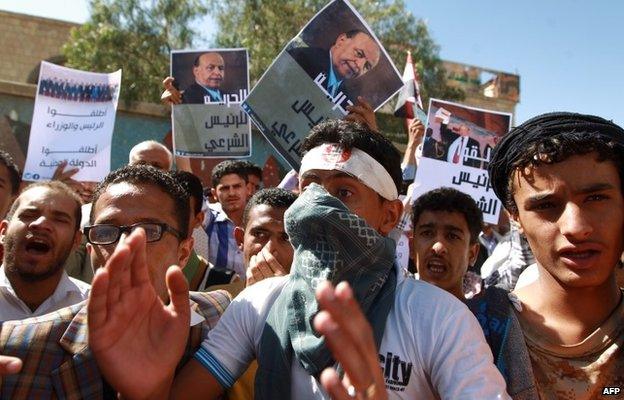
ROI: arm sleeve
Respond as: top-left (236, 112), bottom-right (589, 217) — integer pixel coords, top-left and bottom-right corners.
top-left (193, 278), bottom-right (283, 388)
top-left (427, 305), bottom-right (511, 399)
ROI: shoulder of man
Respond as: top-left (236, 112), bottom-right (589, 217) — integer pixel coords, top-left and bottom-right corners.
top-left (190, 290), bottom-right (232, 328)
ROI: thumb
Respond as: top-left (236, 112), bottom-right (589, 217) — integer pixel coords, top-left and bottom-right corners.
top-left (166, 266), bottom-right (190, 321)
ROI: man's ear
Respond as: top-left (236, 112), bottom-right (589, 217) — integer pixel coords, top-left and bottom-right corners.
top-left (0, 220), bottom-right (8, 243)
top-left (177, 237), bottom-right (193, 269)
top-left (509, 212), bottom-right (524, 234)
top-left (379, 199), bottom-right (403, 236)
top-left (71, 230), bottom-right (83, 250)
top-left (234, 226), bottom-right (244, 250)
top-left (210, 187), bottom-right (217, 202)
top-left (468, 242), bottom-right (481, 266)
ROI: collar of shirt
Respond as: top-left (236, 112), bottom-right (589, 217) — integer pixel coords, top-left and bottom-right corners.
top-left (197, 83), bottom-right (222, 102)
top-left (0, 266), bottom-right (90, 318)
top-left (208, 202), bottom-right (233, 224)
top-left (326, 50), bottom-right (344, 98)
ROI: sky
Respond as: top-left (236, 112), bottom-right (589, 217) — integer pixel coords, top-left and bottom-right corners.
top-left (1, 0), bottom-right (622, 126)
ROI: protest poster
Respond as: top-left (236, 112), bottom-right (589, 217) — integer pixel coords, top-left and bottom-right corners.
top-left (171, 48), bottom-right (250, 158)
top-left (22, 61), bottom-right (121, 182)
top-left (413, 98), bottom-right (512, 224)
top-left (242, 0), bottom-right (403, 169)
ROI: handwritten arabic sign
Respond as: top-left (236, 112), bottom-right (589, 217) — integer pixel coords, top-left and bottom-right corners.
top-left (171, 48), bottom-right (251, 157)
top-left (413, 99), bottom-right (512, 224)
top-left (242, 0), bottom-right (403, 169)
top-left (23, 61), bottom-right (121, 182)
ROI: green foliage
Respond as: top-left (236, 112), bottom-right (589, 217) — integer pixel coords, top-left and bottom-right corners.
top-left (62, 0), bottom-right (207, 104)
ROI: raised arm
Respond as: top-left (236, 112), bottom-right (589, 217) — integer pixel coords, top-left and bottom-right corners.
top-left (87, 228), bottom-right (190, 400)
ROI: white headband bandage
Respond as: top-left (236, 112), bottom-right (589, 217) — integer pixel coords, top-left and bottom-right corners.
top-left (299, 143), bottom-right (398, 200)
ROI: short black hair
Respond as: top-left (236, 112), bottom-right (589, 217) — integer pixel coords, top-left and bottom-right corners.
top-left (90, 165), bottom-right (190, 239)
top-left (237, 160), bottom-right (263, 180)
top-left (242, 188), bottom-right (298, 227)
top-left (488, 112), bottom-right (624, 214)
top-left (0, 150), bottom-right (21, 194)
top-left (344, 29), bottom-right (373, 40)
top-left (412, 187), bottom-right (483, 244)
top-left (211, 160), bottom-right (248, 188)
top-left (7, 181), bottom-right (82, 232)
top-left (301, 119), bottom-right (402, 194)
top-left (170, 170), bottom-right (204, 215)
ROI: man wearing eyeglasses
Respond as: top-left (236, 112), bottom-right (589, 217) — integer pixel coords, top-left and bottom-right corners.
top-left (0, 165), bottom-right (230, 399)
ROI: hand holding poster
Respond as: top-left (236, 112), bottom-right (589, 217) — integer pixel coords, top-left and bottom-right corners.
top-left (23, 62), bottom-right (121, 182)
top-left (414, 99), bottom-right (512, 224)
top-left (170, 49), bottom-right (251, 157)
top-left (242, 0), bottom-right (403, 169)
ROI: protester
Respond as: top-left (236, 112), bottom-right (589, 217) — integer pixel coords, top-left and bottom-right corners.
top-left (0, 165), bottom-right (230, 399)
top-left (412, 187), bottom-right (482, 300)
top-left (236, 187), bottom-right (297, 287)
top-left (203, 160), bottom-right (249, 279)
top-left (84, 119), bottom-right (508, 399)
top-left (0, 181), bottom-right (89, 321)
top-left (0, 150), bottom-right (21, 221)
top-left (401, 118), bottom-right (425, 182)
top-left (128, 140), bottom-right (173, 170)
top-left (467, 112), bottom-right (624, 398)
top-left (237, 160), bottom-right (263, 198)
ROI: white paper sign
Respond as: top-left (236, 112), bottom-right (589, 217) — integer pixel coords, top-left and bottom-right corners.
top-left (23, 61), bottom-right (121, 182)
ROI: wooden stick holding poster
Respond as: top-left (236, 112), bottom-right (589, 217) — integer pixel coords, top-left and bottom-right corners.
top-left (413, 98), bottom-right (513, 224)
top-left (170, 48), bottom-right (251, 158)
top-left (22, 61), bottom-right (121, 182)
top-left (242, 0), bottom-right (403, 169)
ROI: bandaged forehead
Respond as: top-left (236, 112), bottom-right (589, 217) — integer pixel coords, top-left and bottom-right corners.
top-left (299, 143), bottom-right (398, 200)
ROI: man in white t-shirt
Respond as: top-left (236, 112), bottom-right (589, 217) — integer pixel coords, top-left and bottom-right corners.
top-left (85, 119), bottom-right (509, 399)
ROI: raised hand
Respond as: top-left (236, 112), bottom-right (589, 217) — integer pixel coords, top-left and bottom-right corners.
top-left (162, 77), bottom-right (182, 105)
top-left (88, 228), bottom-right (190, 400)
top-left (345, 97), bottom-right (378, 132)
top-left (314, 281), bottom-right (388, 400)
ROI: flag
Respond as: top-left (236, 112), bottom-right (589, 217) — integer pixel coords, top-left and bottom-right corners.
top-left (393, 50), bottom-right (425, 122)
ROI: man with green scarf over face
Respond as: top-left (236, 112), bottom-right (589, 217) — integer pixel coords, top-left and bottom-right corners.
top-left (86, 120), bottom-right (509, 399)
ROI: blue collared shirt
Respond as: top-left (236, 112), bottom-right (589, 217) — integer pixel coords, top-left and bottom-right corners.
top-left (202, 202), bottom-right (244, 279)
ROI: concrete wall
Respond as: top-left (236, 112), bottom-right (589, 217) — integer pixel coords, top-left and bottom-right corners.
top-left (0, 10), bottom-right (76, 84)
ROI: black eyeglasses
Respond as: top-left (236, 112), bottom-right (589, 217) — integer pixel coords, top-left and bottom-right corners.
top-left (83, 222), bottom-right (183, 245)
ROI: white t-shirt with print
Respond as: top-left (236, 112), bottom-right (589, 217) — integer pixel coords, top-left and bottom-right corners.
top-left (196, 265), bottom-right (510, 399)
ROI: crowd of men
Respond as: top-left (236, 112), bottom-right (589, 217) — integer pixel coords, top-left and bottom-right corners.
top-left (1, 83), bottom-right (623, 399)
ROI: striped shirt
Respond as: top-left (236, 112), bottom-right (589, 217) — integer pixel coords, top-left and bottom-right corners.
top-left (203, 202), bottom-right (245, 279)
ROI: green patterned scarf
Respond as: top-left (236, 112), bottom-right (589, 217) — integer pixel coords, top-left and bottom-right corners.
top-left (255, 183), bottom-right (397, 399)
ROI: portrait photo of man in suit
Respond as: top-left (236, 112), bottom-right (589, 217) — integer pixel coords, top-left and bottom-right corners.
top-left (288, 29), bottom-right (381, 101)
top-left (182, 52), bottom-right (226, 104)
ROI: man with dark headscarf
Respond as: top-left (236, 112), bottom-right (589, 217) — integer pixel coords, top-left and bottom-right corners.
top-left (462, 112), bottom-right (624, 399)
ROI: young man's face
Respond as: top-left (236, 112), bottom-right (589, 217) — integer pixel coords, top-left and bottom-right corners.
top-left (299, 169), bottom-right (400, 236)
top-left (330, 32), bottom-right (380, 80)
top-left (236, 204), bottom-right (293, 271)
top-left (511, 153), bottom-right (624, 288)
top-left (0, 186), bottom-right (80, 281)
top-left (211, 173), bottom-right (248, 215)
top-left (413, 210), bottom-right (479, 298)
top-left (88, 182), bottom-right (192, 300)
